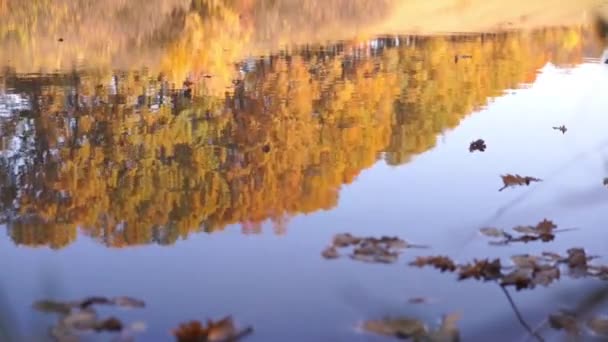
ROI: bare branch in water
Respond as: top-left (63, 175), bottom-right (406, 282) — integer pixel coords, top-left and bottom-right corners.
top-left (500, 285), bottom-right (544, 342)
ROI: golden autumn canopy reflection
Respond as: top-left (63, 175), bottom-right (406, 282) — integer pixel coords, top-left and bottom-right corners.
top-left (0, 26), bottom-right (590, 249)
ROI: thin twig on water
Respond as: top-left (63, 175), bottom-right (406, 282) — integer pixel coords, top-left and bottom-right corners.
top-left (500, 285), bottom-right (544, 342)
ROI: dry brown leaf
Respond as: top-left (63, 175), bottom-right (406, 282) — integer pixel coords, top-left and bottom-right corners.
top-left (332, 233), bottom-right (360, 247)
top-left (567, 248), bottom-right (588, 270)
top-left (549, 310), bottom-right (580, 335)
top-left (458, 259), bottom-right (502, 281)
top-left (535, 219), bottom-right (557, 234)
top-left (498, 174), bottom-right (542, 191)
top-left (410, 256), bottom-right (457, 272)
top-left (321, 246), bottom-right (339, 259)
top-left (361, 317), bottom-right (427, 339)
top-left (501, 269), bottom-right (533, 290)
top-left (173, 316), bottom-right (249, 342)
top-left (532, 265), bottom-right (560, 287)
top-left (511, 255), bottom-right (538, 269)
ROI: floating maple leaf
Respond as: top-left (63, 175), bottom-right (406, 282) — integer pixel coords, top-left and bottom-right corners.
top-left (498, 174), bottom-right (542, 191)
top-left (469, 139), bottom-right (486, 152)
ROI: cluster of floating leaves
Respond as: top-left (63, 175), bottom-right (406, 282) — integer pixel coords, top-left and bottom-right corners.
top-left (409, 247), bottom-right (608, 291)
top-left (478, 219), bottom-right (570, 245)
top-left (173, 316), bottom-right (253, 342)
top-left (33, 296), bottom-right (146, 341)
top-left (498, 174), bottom-right (542, 191)
top-left (321, 233), bottom-right (425, 264)
top-left (361, 312), bottom-right (460, 341)
top-left (469, 139), bottom-right (486, 152)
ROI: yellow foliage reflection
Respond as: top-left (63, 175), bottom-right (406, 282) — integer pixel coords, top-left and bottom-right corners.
top-left (0, 26), bottom-right (591, 248)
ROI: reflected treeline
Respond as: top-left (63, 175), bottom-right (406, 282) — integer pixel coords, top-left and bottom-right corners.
top-left (0, 26), bottom-right (591, 248)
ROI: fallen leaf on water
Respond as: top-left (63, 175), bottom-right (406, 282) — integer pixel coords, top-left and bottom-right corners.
top-left (361, 317), bottom-right (427, 339)
top-left (173, 316), bottom-right (253, 342)
top-left (469, 139), bottom-right (486, 152)
top-left (332, 233), bottom-right (360, 247)
top-left (410, 256), bottom-right (457, 272)
top-left (33, 300), bottom-right (72, 315)
top-left (566, 248), bottom-right (588, 275)
top-left (500, 269), bottom-right (532, 290)
top-left (95, 317), bottom-right (123, 332)
top-left (549, 310), bottom-right (580, 335)
top-left (510, 255), bottom-right (538, 268)
top-left (536, 219), bottom-right (557, 234)
top-left (112, 297), bottom-right (145, 309)
top-left (173, 321), bottom-right (206, 341)
top-left (532, 265), bottom-right (560, 287)
top-left (321, 246), bottom-right (340, 259)
top-left (587, 316), bottom-right (608, 336)
top-left (552, 125), bottom-right (567, 134)
top-left (352, 244), bottom-right (399, 264)
top-left (458, 259), bottom-right (502, 281)
top-left (482, 219), bottom-right (560, 245)
top-left (325, 234), bottom-right (414, 264)
top-left (379, 236), bottom-right (409, 249)
top-left (498, 174), bottom-right (542, 191)
top-left (479, 227), bottom-right (505, 238)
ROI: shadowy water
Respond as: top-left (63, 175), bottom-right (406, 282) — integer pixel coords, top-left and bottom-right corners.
top-left (1, 1), bottom-right (608, 341)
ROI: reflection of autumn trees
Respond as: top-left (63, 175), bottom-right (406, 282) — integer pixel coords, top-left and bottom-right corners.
top-left (0, 27), bottom-right (587, 248)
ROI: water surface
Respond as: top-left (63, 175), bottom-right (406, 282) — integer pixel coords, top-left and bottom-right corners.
top-left (1, 2), bottom-right (608, 341)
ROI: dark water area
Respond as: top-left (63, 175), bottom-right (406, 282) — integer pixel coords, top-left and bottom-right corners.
top-left (2, 2), bottom-right (608, 341)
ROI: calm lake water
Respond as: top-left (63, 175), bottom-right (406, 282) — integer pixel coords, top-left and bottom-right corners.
top-left (1, 2), bottom-right (608, 341)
